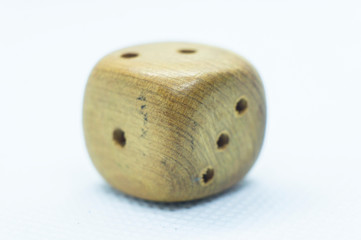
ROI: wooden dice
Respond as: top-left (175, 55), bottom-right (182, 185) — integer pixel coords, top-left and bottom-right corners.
top-left (83, 42), bottom-right (266, 202)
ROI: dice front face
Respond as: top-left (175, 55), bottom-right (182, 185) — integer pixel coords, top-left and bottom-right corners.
top-left (83, 42), bottom-right (266, 202)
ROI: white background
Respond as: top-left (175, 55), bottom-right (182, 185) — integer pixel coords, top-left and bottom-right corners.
top-left (1, 0), bottom-right (361, 239)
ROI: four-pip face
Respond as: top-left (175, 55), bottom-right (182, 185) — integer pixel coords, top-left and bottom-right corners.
top-left (83, 42), bottom-right (266, 202)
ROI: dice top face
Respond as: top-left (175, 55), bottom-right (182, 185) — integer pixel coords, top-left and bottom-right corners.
top-left (83, 42), bottom-right (266, 202)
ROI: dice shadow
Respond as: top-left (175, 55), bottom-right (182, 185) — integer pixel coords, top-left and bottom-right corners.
top-left (101, 179), bottom-right (253, 210)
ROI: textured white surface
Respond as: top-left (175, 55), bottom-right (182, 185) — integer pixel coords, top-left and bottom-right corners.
top-left (1, 0), bottom-right (361, 239)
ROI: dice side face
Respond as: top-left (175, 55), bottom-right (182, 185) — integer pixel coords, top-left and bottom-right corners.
top-left (83, 64), bottom-right (185, 201)
top-left (187, 66), bottom-right (266, 200)
top-left (83, 42), bottom-right (266, 202)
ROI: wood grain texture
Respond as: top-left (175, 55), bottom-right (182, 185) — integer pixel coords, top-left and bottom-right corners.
top-left (83, 42), bottom-right (266, 202)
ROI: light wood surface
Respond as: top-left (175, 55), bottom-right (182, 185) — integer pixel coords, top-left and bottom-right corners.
top-left (83, 42), bottom-right (266, 202)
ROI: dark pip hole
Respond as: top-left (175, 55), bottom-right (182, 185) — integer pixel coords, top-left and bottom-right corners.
top-left (202, 168), bottom-right (214, 184)
top-left (178, 49), bottom-right (196, 54)
top-left (113, 128), bottom-right (126, 147)
top-left (235, 97), bottom-right (248, 115)
top-left (121, 52), bottom-right (138, 58)
top-left (217, 133), bottom-right (230, 149)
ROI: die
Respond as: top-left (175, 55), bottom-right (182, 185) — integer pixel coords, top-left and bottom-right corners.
top-left (83, 42), bottom-right (266, 202)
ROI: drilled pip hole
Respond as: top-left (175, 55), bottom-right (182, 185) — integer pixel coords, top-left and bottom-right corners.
top-left (178, 49), bottom-right (196, 54)
top-left (201, 168), bottom-right (214, 185)
top-left (217, 133), bottom-right (230, 150)
top-left (235, 97), bottom-right (248, 115)
top-left (121, 52), bottom-right (138, 58)
top-left (113, 128), bottom-right (126, 147)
